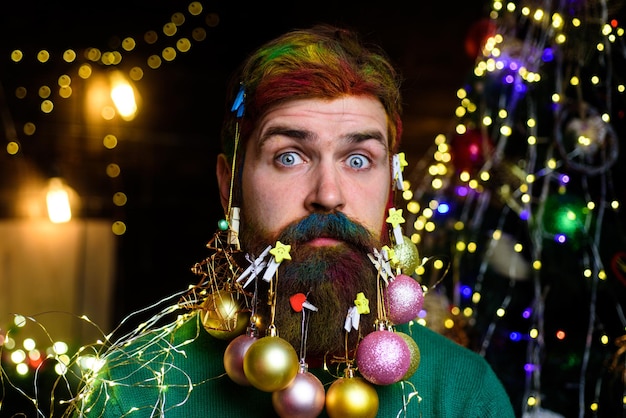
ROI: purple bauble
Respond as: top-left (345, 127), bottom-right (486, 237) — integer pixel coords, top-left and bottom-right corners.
top-left (223, 333), bottom-right (258, 385)
top-left (356, 330), bottom-right (410, 385)
top-left (385, 274), bottom-right (424, 325)
top-left (272, 371), bottom-right (325, 418)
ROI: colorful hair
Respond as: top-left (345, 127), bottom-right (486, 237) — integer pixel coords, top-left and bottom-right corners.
top-left (220, 24), bottom-right (403, 160)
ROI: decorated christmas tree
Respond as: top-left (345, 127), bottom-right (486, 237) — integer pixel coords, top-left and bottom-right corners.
top-left (402, 1), bottom-right (626, 416)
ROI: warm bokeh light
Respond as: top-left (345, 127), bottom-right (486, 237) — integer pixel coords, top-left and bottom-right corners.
top-left (46, 178), bottom-right (73, 223)
top-left (109, 71), bottom-right (138, 121)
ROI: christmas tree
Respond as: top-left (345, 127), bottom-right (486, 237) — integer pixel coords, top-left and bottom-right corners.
top-left (403, 1), bottom-right (626, 417)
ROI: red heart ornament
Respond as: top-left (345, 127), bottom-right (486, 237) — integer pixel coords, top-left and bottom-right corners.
top-left (289, 293), bottom-right (307, 312)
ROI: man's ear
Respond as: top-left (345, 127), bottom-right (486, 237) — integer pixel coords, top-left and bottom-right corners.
top-left (216, 153), bottom-right (233, 212)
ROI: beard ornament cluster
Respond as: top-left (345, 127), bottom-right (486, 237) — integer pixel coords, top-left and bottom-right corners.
top-left (353, 202), bottom-right (425, 389)
top-left (191, 153), bottom-right (435, 416)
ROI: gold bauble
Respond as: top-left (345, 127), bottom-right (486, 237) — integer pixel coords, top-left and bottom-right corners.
top-left (243, 336), bottom-right (299, 392)
top-left (393, 235), bottom-right (420, 274)
top-left (396, 332), bottom-right (421, 380)
top-left (325, 376), bottom-right (379, 418)
top-left (201, 290), bottom-right (249, 340)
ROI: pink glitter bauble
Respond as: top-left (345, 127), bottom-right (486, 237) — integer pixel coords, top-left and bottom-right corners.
top-left (223, 333), bottom-right (258, 385)
top-left (356, 330), bottom-right (410, 385)
top-left (272, 371), bottom-right (325, 418)
top-left (384, 274), bottom-right (424, 325)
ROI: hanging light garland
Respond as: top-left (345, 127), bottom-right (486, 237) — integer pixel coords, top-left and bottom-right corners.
top-left (2, 1), bottom-right (219, 236)
top-left (403, 0), bottom-right (626, 415)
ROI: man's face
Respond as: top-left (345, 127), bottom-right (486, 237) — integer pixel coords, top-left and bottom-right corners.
top-left (219, 96), bottom-right (393, 356)
top-left (239, 96), bottom-right (392, 245)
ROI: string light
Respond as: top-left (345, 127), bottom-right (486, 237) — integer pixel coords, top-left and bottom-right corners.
top-left (404, 1), bottom-right (626, 415)
top-left (3, 1), bottom-right (217, 237)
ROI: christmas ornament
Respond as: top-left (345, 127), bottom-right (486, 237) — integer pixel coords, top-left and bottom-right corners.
top-left (384, 274), bottom-right (424, 325)
top-left (271, 291), bottom-right (323, 417)
top-left (396, 332), bottom-right (420, 380)
top-left (450, 128), bottom-right (492, 174)
top-left (610, 251), bottom-right (626, 287)
top-left (556, 102), bottom-right (619, 175)
top-left (356, 326), bottom-right (411, 385)
top-left (464, 18), bottom-right (497, 59)
top-left (223, 329), bottom-right (259, 385)
top-left (243, 334), bottom-right (299, 392)
top-left (392, 235), bottom-right (420, 274)
top-left (272, 363), bottom-right (325, 418)
top-left (485, 231), bottom-right (530, 281)
top-left (325, 367), bottom-right (378, 418)
top-left (201, 289), bottom-right (250, 340)
top-left (565, 114), bottom-right (607, 157)
top-left (543, 193), bottom-right (587, 246)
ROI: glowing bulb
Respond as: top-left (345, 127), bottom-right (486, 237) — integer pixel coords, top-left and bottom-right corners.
top-left (110, 71), bottom-right (138, 121)
top-left (46, 178), bottom-right (72, 223)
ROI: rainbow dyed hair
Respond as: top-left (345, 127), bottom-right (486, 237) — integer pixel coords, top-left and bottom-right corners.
top-left (220, 24), bottom-right (403, 160)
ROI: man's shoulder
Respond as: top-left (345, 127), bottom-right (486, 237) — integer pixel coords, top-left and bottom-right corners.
top-left (407, 323), bottom-right (490, 368)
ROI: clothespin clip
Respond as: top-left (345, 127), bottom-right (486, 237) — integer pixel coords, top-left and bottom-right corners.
top-left (386, 207), bottom-right (406, 245)
top-left (392, 152), bottom-right (408, 191)
top-left (231, 84), bottom-right (245, 118)
top-left (367, 247), bottom-right (394, 284)
top-left (227, 207), bottom-right (241, 249)
top-left (344, 292), bottom-right (370, 331)
top-left (262, 241), bottom-right (291, 281)
top-left (345, 306), bottom-right (360, 332)
top-left (237, 245), bottom-right (271, 288)
top-left (381, 246), bottom-right (399, 277)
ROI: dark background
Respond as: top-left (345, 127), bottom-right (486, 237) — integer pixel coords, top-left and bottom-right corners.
top-left (0, 1), bottom-right (488, 327)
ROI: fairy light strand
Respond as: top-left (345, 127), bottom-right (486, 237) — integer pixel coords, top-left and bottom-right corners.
top-left (403, 0), bottom-right (626, 415)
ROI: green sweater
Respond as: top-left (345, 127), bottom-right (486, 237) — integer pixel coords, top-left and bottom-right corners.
top-left (70, 313), bottom-right (515, 417)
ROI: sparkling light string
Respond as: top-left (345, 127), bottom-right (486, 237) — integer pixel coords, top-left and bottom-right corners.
top-left (402, 0), bottom-right (626, 415)
top-left (0, 224), bottom-right (251, 415)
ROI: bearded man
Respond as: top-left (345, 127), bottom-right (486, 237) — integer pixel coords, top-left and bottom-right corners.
top-left (67, 24), bottom-right (515, 418)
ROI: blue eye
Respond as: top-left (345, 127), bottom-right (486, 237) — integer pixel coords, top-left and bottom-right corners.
top-left (277, 152), bottom-right (303, 166)
top-left (347, 154), bottom-right (369, 169)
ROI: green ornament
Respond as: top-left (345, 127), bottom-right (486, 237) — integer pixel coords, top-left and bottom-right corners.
top-left (397, 331), bottom-right (420, 380)
top-left (218, 219), bottom-right (229, 231)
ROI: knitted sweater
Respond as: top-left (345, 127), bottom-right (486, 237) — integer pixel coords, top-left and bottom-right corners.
top-left (70, 312), bottom-right (515, 417)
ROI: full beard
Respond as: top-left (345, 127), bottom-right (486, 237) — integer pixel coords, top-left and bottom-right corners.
top-left (239, 212), bottom-right (382, 361)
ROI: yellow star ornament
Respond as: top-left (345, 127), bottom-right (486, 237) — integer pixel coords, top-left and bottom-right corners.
top-left (354, 292), bottom-right (370, 315)
top-left (386, 208), bottom-right (406, 229)
top-left (397, 152), bottom-right (408, 171)
top-left (269, 241), bottom-right (292, 263)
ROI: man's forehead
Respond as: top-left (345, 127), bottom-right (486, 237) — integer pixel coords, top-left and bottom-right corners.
top-left (262, 96), bottom-right (387, 118)
top-left (254, 96), bottom-right (390, 143)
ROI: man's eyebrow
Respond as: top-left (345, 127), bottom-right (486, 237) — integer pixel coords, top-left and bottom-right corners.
top-left (258, 125), bottom-right (387, 148)
top-left (259, 125), bottom-right (312, 146)
top-left (346, 130), bottom-right (386, 144)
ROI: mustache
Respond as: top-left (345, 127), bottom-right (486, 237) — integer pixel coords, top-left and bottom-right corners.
top-left (276, 212), bottom-right (377, 253)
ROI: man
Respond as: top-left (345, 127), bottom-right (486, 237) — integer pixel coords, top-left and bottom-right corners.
top-left (67, 25), bottom-right (515, 417)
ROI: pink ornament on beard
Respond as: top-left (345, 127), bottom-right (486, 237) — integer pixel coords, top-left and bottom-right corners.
top-left (384, 274), bottom-right (424, 325)
top-left (356, 329), bottom-right (410, 385)
top-left (272, 369), bottom-right (325, 418)
top-left (223, 333), bottom-right (258, 386)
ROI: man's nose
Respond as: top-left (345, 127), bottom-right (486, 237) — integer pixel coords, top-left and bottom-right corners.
top-left (304, 164), bottom-right (345, 213)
